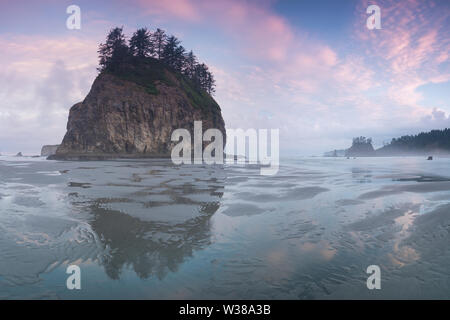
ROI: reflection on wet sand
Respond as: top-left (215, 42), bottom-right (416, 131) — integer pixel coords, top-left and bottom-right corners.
top-left (89, 200), bottom-right (220, 280)
top-left (83, 164), bottom-right (225, 280)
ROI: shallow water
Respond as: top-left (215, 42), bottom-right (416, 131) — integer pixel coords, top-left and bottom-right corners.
top-left (0, 156), bottom-right (449, 299)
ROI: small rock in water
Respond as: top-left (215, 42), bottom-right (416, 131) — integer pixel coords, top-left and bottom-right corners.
top-left (427, 156), bottom-right (433, 160)
top-left (15, 152), bottom-right (23, 157)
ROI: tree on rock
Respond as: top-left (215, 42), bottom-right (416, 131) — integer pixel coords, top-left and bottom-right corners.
top-left (152, 28), bottom-right (167, 60)
top-left (96, 26), bottom-right (217, 96)
top-left (193, 63), bottom-right (215, 94)
top-left (345, 136), bottom-right (375, 157)
top-left (129, 27), bottom-right (153, 58)
top-left (205, 71), bottom-right (216, 94)
top-left (98, 27), bottom-right (128, 71)
top-left (183, 50), bottom-right (197, 79)
top-left (162, 35), bottom-right (181, 68)
top-left (173, 45), bottom-right (186, 72)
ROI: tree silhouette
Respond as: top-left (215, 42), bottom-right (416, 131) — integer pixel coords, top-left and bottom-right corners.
top-left (382, 129), bottom-right (450, 152)
top-left (205, 71), bottom-right (216, 94)
top-left (98, 26), bottom-right (217, 95)
top-left (183, 50), bottom-right (197, 79)
top-left (152, 28), bottom-right (167, 60)
top-left (192, 63), bottom-right (215, 93)
top-left (98, 27), bottom-right (128, 71)
top-left (162, 35), bottom-right (181, 68)
top-left (173, 45), bottom-right (186, 72)
top-left (129, 28), bottom-right (153, 58)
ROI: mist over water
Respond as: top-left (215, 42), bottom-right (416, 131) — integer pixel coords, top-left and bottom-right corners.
top-left (0, 156), bottom-right (449, 299)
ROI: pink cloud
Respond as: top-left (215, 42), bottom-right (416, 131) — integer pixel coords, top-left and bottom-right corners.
top-left (133, 0), bottom-right (357, 103)
top-left (356, 0), bottom-right (450, 107)
top-left (136, 0), bottom-right (200, 21)
top-left (0, 35), bottom-right (98, 76)
top-left (134, 0), bottom-right (297, 62)
top-left (320, 47), bottom-right (338, 67)
top-left (0, 34), bottom-right (99, 151)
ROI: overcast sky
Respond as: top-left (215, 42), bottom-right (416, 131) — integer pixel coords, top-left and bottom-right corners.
top-left (0, 0), bottom-right (449, 155)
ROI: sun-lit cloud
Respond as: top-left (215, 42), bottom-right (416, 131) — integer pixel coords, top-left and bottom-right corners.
top-left (135, 0), bottom-right (296, 62)
top-left (136, 0), bottom-right (200, 21)
top-left (355, 0), bottom-right (450, 108)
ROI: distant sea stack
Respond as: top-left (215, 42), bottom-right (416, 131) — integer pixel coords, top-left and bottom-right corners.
top-left (51, 60), bottom-right (225, 160)
top-left (345, 137), bottom-right (375, 157)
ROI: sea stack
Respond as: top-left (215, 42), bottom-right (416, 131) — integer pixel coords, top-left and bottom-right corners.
top-left (50, 59), bottom-right (225, 160)
top-left (345, 137), bottom-right (375, 157)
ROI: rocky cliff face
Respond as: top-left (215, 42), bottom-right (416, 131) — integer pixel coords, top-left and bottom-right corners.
top-left (41, 145), bottom-right (59, 157)
top-left (51, 61), bottom-right (225, 160)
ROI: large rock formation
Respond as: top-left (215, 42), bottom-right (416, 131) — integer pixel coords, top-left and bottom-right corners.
top-left (51, 60), bottom-right (225, 160)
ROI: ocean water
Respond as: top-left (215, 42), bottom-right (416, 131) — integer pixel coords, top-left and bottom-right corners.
top-left (0, 155), bottom-right (449, 299)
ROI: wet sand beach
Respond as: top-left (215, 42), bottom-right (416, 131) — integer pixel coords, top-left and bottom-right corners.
top-left (0, 156), bottom-right (449, 299)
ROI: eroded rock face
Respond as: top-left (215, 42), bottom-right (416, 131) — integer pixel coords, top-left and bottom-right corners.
top-left (41, 145), bottom-right (59, 157)
top-left (52, 71), bottom-right (225, 160)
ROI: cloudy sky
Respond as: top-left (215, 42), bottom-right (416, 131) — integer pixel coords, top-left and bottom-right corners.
top-left (0, 0), bottom-right (449, 155)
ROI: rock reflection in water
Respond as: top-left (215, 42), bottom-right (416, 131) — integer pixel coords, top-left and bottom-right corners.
top-left (84, 164), bottom-right (225, 280)
top-left (89, 202), bottom-right (220, 280)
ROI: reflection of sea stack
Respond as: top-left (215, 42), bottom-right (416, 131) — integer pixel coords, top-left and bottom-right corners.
top-left (83, 165), bottom-right (226, 280)
top-left (51, 60), bottom-right (225, 160)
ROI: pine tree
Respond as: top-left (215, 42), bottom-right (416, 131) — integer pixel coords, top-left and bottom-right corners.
top-left (162, 35), bottom-right (181, 68)
top-left (129, 27), bottom-right (153, 58)
top-left (205, 71), bottom-right (216, 94)
top-left (173, 45), bottom-right (186, 72)
top-left (98, 27), bottom-right (128, 71)
top-left (152, 28), bottom-right (167, 60)
top-left (192, 63), bottom-right (215, 93)
top-left (96, 26), bottom-right (217, 95)
top-left (183, 50), bottom-right (197, 79)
